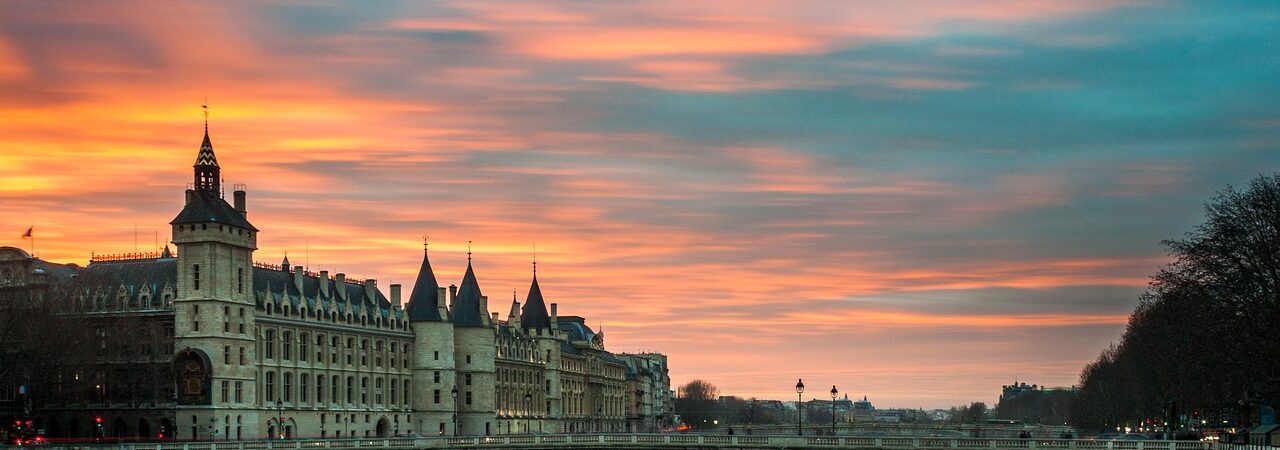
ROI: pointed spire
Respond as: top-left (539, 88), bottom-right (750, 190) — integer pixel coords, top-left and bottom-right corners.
top-left (282, 252), bottom-right (290, 272)
top-left (407, 238), bottom-right (443, 322)
top-left (452, 254), bottom-right (486, 327)
top-left (520, 255), bottom-right (551, 330)
top-left (161, 245), bottom-right (173, 258)
top-left (193, 104), bottom-right (220, 192)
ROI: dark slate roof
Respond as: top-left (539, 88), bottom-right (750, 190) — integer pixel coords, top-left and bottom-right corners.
top-left (407, 249), bottom-right (444, 322)
top-left (556, 317), bottom-right (595, 342)
top-left (33, 258), bottom-right (84, 284)
top-left (560, 341), bottom-right (581, 355)
top-left (450, 261), bottom-right (486, 327)
top-left (519, 274), bottom-right (551, 330)
top-left (252, 266), bottom-right (390, 308)
top-left (170, 189), bottom-right (257, 231)
top-left (66, 257), bottom-right (177, 300)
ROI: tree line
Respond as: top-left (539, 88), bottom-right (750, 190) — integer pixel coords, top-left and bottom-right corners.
top-left (1071, 175), bottom-right (1280, 431)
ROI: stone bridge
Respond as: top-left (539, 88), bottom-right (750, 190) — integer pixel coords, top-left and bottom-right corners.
top-left (34, 435), bottom-right (1217, 450)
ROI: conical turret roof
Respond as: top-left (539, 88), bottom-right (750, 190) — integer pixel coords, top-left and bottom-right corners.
top-left (520, 272), bottom-right (551, 330)
top-left (195, 130), bottom-right (218, 167)
top-left (407, 248), bottom-right (444, 321)
top-left (450, 260), bottom-right (486, 327)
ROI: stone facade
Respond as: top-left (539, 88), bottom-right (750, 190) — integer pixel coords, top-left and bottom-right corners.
top-left (0, 127), bottom-right (672, 441)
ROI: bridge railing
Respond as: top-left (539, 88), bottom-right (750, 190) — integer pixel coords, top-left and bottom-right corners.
top-left (20, 435), bottom-right (1216, 450)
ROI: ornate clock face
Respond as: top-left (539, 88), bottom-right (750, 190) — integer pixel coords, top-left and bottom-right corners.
top-left (0, 266), bottom-right (13, 285)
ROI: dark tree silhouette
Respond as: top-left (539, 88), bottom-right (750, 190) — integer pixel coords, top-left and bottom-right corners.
top-left (1073, 174), bottom-right (1280, 431)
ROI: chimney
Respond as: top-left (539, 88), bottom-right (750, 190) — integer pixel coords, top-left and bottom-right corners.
top-left (320, 270), bottom-right (330, 298)
top-left (479, 295), bottom-right (490, 325)
top-left (364, 279), bottom-right (378, 303)
top-left (550, 303), bottom-right (558, 332)
top-left (449, 284), bottom-right (458, 303)
top-left (293, 265), bottom-right (304, 293)
top-left (185, 189), bottom-right (195, 205)
top-left (233, 189), bottom-right (247, 216)
top-left (390, 284), bottom-right (402, 307)
top-left (335, 273), bottom-right (346, 300)
top-left (437, 287), bottom-right (448, 320)
top-left (491, 312), bottom-right (500, 325)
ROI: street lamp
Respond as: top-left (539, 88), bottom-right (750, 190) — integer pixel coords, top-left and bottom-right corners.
top-left (830, 386), bottom-right (838, 436)
top-left (209, 417), bottom-right (215, 442)
top-left (451, 386), bottom-right (460, 436)
top-left (276, 399), bottom-right (284, 439)
top-left (524, 393), bottom-right (533, 434)
top-left (795, 379), bottom-right (805, 436)
top-left (171, 391), bottom-right (179, 441)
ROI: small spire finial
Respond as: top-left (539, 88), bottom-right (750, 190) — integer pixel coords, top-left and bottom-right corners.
top-left (467, 240), bottom-right (472, 263)
top-left (423, 235), bottom-right (429, 251)
top-left (202, 97), bottom-right (209, 133)
top-left (532, 243), bottom-right (537, 275)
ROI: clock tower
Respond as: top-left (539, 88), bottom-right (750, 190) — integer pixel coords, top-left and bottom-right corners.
top-left (169, 125), bottom-right (260, 437)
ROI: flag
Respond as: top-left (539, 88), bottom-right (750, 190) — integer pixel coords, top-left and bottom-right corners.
top-left (21, 226), bottom-right (32, 239)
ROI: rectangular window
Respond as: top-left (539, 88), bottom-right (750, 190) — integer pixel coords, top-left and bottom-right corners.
top-left (224, 346), bottom-right (230, 365)
top-left (301, 375), bottom-right (309, 403)
top-left (434, 389), bottom-right (440, 404)
top-left (403, 379), bottom-right (409, 406)
top-left (221, 380), bottom-right (229, 403)
top-left (237, 267), bottom-right (244, 294)
top-left (239, 347), bottom-right (246, 365)
top-left (433, 351), bottom-right (438, 360)
top-left (466, 391), bottom-right (472, 405)
top-left (317, 376), bottom-right (325, 403)
top-left (235, 381), bottom-right (243, 403)
top-left (466, 354), bottom-right (471, 364)
top-left (193, 264), bottom-right (200, 290)
top-left (434, 371), bottom-right (440, 383)
top-left (465, 374), bottom-right (471, 386)
top-left (193, 320), bottom-right (199, 332)
top-left (284, 372), bottom-right (293, 402)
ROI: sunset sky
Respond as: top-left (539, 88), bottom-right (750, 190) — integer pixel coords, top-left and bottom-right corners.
top-left (3, 1), bottom-right (1280, 409)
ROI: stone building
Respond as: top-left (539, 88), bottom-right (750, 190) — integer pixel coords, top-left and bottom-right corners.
top-left (0, 126), bottom-right (670, 440)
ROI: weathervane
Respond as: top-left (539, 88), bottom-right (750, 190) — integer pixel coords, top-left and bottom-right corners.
top-left (202, 97), bottom-right (209, 132)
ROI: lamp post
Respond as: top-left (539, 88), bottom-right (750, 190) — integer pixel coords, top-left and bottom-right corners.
top-left (830, 386), bottom-right (838, 436)
top-left (795, 379), bottom-right (805, 436)
top-left (209, 417), bottom-right (215, 442)
top-left (451, 386), bottom-right (460, 436)
top-left (524, 393), bottom-right (532, 434)
top-left (171, 391), bottom-right (179, 441)
top-left (276, 399), bottom-right (284, 439)
top-left (343, 416), bottom-right (349, 437)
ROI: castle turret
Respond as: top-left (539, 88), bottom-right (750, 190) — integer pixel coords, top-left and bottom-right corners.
top-left (408, 243), bottom-right (457, 435)
top-left (169, 123), bottom-right (260, 436)
top-left (451, 252), bottom-right (495, 435)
